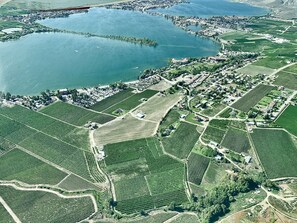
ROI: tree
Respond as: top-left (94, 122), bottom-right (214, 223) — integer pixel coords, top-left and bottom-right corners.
top-left (5, 92), bottom-right (11, 100)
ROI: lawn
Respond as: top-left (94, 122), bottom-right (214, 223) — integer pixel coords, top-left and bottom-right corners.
top-left (221, 127), bottom-right (250, 153)
top-left (238, 64), bottom-right (275, 76)
top-left (128, 212), bottom-right (177, 223)
top-left (170, 214), bottom-right (199, 223)
top-left (275, 105), bottom-right (297, 137)
top-left (187, 153), bottom-right (210, 185)
top-left (0, 185), bottom-right (95, 223)
top-left (162, 122), bottom-right (200, 159)
top-left (0, 149), bottom-right (67, 185)
top-left (231, 84), bottom-right (275, 112)
top-left (114, 176), bottom-right (150, 201)
top-left (273, 71), bottom-right (297, 90)
top-left (40, 101), bottom-right (115, 126)
top-left (251, 129), bottom-right (297, 179)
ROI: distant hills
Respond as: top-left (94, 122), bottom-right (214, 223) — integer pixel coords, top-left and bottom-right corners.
top-left (238, 0), bottom-right (297, 18)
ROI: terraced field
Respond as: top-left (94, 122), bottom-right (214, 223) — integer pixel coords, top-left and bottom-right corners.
top-left (40, 101), bottom-right (115, 126)
top-left (251, 129), bottom-right (297, 179)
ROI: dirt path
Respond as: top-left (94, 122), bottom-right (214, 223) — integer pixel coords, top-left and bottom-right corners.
top-left (0, 196), bottom-right (21, 223)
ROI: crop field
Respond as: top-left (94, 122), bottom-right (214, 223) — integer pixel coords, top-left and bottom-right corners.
top-left (170, 214), bottom-right (199, 223)
top-left (231, 84), bottom-right (275, 112)
top-left (283, 64), bottom-right (297, 73)
top-left (0, 203), bottom-right (14, 223)
top-left (104, 90), bottom-right (158, 115)
top-left (133, 93), bottom-right (182, 123)
top-left (162, 122), bottom-right (200, 159)
top-left (0, 148), bottom-right (67, 185)
top-left (238, 64), bottom-right (275, 76)
top-left (148, 80), bottom-right (172, 91)
top-left (128, 212), bottom-right (177, 223)
top-left (114, 176), bottom-right (150, 201)
top-left (202, 126), bottom-right (226, 144)
top-left (159, 109), bottom-right (180, 129)
top-left (19, 132), bottom-right (93, 181)
top-left (90, 88), bottom-right (134, 112)
top-left (251, 129), bottom-right (297, 179)
top-left (221, 127), bottom-right (250, 153)
top-left (187, 153), bottom-right (210, 185)
top-left (275, 105), bottom-right (297, 137)
top-left (102, 138), bottom-right (187, 214)
top-left (40, 101), bottom-right (115, 126)
top-left (274, 71), bottom-right (297, 90)
top-left (84, 152), bottom-right (106, 183)
top-left (201, 162), bottom-right (227, 188)
top-left (4, 0), bottom-right (131, 10)
top-left (58, 174), bottom-right (101, 191)
top-left (0, 185), bottom-right (95, 223)
top-left (146, 167), bottom-right (184, 195)
top-left (94, 114), bottom-right (157, 146)
top-left (0, 137), bottom-right (16, 156)
top-left (0, 105), bottom-right (90, 150)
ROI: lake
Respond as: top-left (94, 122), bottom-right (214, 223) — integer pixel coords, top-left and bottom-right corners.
top-left (0, 0), bottom-right (267, 95)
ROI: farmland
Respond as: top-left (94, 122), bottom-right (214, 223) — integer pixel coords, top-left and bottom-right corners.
top-left (202, 126), bottom-right (226, 144)
top-left (58, 174), bottom-right (101, 191)
top-left (104, 90), bottom-right (158, 115)
top-left (221, 127), bottom-right (250, 153)
top-left (162, 122), bottom-right (199, 159)
top-left (273, 71), bottom-right (297, 90)
top-left (187, 153), bottom-right (210, 185)
top-left (0, 149), bottom-right (67, 185)
top-left (133, 93), bottom-right (182, 123)
top-left (275, 105), bottom-right (297, 137)
top-left (40, 101), bottom-right (115, 126)
top-left (238, 64), bottom-right (275, 76)
top-left (101, 138), bottom-right (187, 213)
top-left (231, 85), bottom-right (275, 112)
top-left (90, 88), bottom-right (134, 112)
top-left (251, 129), bottom-right (297, 179)
top-left (0, 185), bottom-right (95, 223)
top-left (0, 203), bottom-right (14, 223)
top-left (0, 105), bottom-right (90, 150)
top-left (94, 114), bottom-right (157, 146)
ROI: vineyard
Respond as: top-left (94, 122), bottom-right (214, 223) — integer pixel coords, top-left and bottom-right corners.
top-left (187, 153), bottom-right (210, 185)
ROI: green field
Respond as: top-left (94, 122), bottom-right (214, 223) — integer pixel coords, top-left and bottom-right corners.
top-left (159, 109), bottom-right (180, 129)
top-left (90, 88), bottom-right (134, 112)
top-left (115, 176), bottom-right (150, 201)
top-left (187, 153), bottom-right (210, 185)
top-left (221, 127), bottom-right (250, 153)
top-left (238, 64), bottom-right (275, 76)
top-left (127, 212), bottom-right (177, 223)
top-left (0, 149), bottom-right (67, 185)
top-left (162, 122), bottom-right (199, 159)
top-left (0, 185), bottom-right (95, 223)
top-left (102, 138), bottom-right (187, 214)
top-left (202, 126), bottom-right (226, 144)
top-left (201, 162), bottom-right (227, 188)
top-left (275, 105), bottom-right (297, 137)
top-left (231, 85), bottom-right (275, 112)
top-left (58, 174), bottom-right (100, 191)
top-left (40, 101), bottom-right (115, 126)
top-left (0, 105), bottom-right (90, 150)
top-left (146, 167), bottom-right (184, 195)
top-left (170, 214), bottom-right (199, 223)
top-left (273, 71), bottom-right (297, 90)
top-left (251, 129), bottom-right (297, 179)
top-left (0, 137), bottom-right (16, 156)
top-left (0, 203), bottom-right (14, 223)
top-left (104, 90), bottom-right (158, 115)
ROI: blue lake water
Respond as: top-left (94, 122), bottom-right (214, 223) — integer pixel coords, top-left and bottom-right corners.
top-left (151, 0), bottom-right (268, 17)
top-left (0, 0), bottom-right (267, 95)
